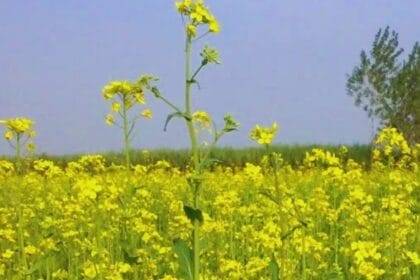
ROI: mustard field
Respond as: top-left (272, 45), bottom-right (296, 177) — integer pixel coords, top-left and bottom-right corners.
top-left (1, 0), bottom-right (419, 279)
top-left (0, 128), bottom-right (419, 280)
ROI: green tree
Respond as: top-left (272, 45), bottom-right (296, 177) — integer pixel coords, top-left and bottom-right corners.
top-left (347, 26), bottom-right (419, 143)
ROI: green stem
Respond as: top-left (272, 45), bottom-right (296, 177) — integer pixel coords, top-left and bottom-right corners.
top-left (184, 35), bottom-right (200, 280)
top-left (46, 255), bottom-right (51, 280)
top-left (185, 40), bottom-right (199, 169)
top-left (122, 98), bottom-right (131, 169)
top-left (17, 203), bottom-right (28, 277)
top-left (334, 186), bottom-right (339, 266)
top-left (266, 145), bottom-right (280, 202)
top-left (302, 234), bottom-right (306, 280)
top-left (190, 63), bottom-right (205, 82)
top-left (158, 95), bottom-right (183, 114)
top-left (16, 134), bottom-right (21, 174)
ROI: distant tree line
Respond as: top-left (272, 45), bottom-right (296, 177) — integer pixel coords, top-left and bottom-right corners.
top-left (347, 26), bottom-right (419, 143)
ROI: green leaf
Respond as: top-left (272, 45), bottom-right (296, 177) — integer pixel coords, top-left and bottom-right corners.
top-left (164, 112), bottom-right (184, 131)
top-left (150, 86), bottom-right (161, 98)
top-left (199, 158), bottom-right (221, 170)
top-left (173, 239), bottom-right (194, 280)
top-left (326, 263), bottom-right (345, 280)
top-left (183, 205), bottom-right (204, 224)
top-left (222, 114), bottom-right (240, 133)
top-left (164, 112), bottom-right (192, 131)
top-left (268, 258), bottom-right (279, 280)
top-left (186, 175), bottom-right (202, 189)
top-left (122, 247), bottom-right (138, 265)
top-left (26, 261), bottom-right (43, 275)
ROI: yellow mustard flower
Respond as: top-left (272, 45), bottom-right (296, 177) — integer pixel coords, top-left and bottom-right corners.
top-left (4, 130), bottom-right (13, 140)
top-left (105, 114), bottom-right (115, 126)
top-left (250, 122), bottom-right (279, 145)
top-left (2, 249), bottom-right (14, 259)
top-left (111, 102), bottom-right (121, 112)
top-left (24, 245), bottom-right (38, 255)
top-left (83, 262), bottom-right (97, 279)
top-left (192, 111), bottom-right (212, 129)
top-left (141, 108), bottom-right (153, 119)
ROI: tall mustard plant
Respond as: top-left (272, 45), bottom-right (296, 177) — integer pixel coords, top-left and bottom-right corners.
top-left (102, 77), bottom-right (154, 168)
top-left (146, 1), bottom-right (239, 279)
top-left (0, 117), bottom-right (36, 276)
top-left (250, 123), bottom-right (308, 278)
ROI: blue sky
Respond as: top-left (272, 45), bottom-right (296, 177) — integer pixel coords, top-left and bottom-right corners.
top-left (1, 0), bottom-right (419, 154)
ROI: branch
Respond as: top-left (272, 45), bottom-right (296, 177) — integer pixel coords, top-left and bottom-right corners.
top-left (190, 63), bottom-right (205, 83)
top-left (281, 222), bottom-right (307, 241)
top-left (127, 119), bottom-right (138, 137)
top-left (198, 121), bottom-right (225, 170)
top-left (114, 121), bottom-right (123, 130)
top-left (259, 191), bottom-right (279, 206)
top-left (7, 140), bottom-right (16, 150)
top-left (158, 95), bottom-right (184, 114)
top-left (21, 135), bottom-right (31, 146)
top-left (151, 87), bottom-right (184, 114)
top-left (193, 31), bottom-right (210, 42)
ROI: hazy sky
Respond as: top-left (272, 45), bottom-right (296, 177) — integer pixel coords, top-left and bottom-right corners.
top-left (1, 1), bottom-right (419, 154)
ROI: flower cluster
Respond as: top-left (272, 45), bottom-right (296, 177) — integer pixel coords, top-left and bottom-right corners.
top-left (2, 117), bottom-right (35, 141)
top-left (33, 159), bottom-right (63, 178)
top-left (250, 122), bottom-right (279, 145)
top-left (349, 241), bottom-right (385, 280)
top-left (372, 127), bottom-right (418, 169)
top-left (175, 0), bottom-right (220, 38)
top-left (193, 111), bottom-right (212, 129)
top-left (201, 45), bottom-right (221, 65)
top-left (1, 118), bottom-right (36, 156)
top-left (102, 78), bottom-right (153, 126)
top-left (0, 160), bottom-right (14, 178)
top-left (303, 148), bottom-right (341, 168)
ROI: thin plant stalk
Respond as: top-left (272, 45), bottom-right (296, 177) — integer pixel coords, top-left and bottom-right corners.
top-left (184, 35), bottom-right (201, 280)
top-left (16, 134), bottom-right (21, 174)
top-left (121, 96), bottom-right (131, 169)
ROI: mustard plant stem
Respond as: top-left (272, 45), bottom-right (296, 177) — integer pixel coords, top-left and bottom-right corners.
top-left (16, 134), bottom-right (21, 174)
top-left (122, 98), bottom-right (131, 169)
top-left (185, 35), bottom-right (200, 280)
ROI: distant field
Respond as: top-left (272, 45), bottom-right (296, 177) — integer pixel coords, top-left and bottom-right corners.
top-left (2, 144), bottom-right (372, 169)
